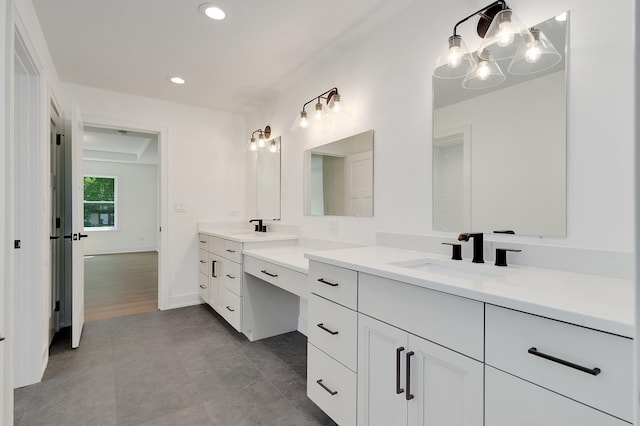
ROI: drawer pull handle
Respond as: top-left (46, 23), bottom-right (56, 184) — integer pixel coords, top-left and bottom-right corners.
top-left (316, 379), bottom-right (338, 396)
top-left (226, 249), bottom-right (236, 253)
top-left (200, 240), bottom-right (206, 244)
top-left (226, 306), bottom-right (235, 312)
top-left (396, 347), bottom-right (405, 394)
top-left (317, 323), bottom-right (339, 335)
top-left (406, 351), bottom-right (415, 400)
top-left (317, 278), bottom-right (338, 287)
top-left (261, 270), bottom-right (278, 278)
top-left (200, 260), bottom-right (206, 264)
top-left (226, 274), bottom-right (236, 279)
top-left (212, 260), bottom-right (217, 278)
top-left (199, 285), bottom-right (206, 289)
top-left (528, 347), bottom-right (601, 376)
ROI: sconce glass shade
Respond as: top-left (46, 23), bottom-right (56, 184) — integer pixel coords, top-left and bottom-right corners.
top-left (248, 139), bottom-right (257, 151)
top-left (433, 35), bottom-right (476, 79)
top-left (314, 101), bottom-right (324, 121)
top-left (477, 9), bottom-right (530, 60)
top-left (257, 133), bottom-right (266, 148)
top-left (462, 49), bottom-right (505, 89)
top-left (269, 139), bottom-right (279, 153)
top-left (328, 93), bottom-right (341, 112)
top-left (291, 111), bottom-right (309, 132)
top-left (508, 28), bottom-right (562, 75)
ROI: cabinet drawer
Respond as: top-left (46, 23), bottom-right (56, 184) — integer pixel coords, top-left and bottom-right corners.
top-left (224, 239), bottom-right (243, 263)
top-left (221, 288), bottom-right (242, 332)
top-left (198, 249), bottom-right (208, 274)
top-left (308, 294), bottom-right (358, 372)
top-left (359, 273), bottom-right (484, 361)
top-left (308, 260), bottom-right (358, 310)
top-left (208, 236), bottom-right (225, 256)
top-left (198, 273), bottom-right (208, 302)
top-left (244, 256), bottom-right (308, 298)
top-left (223, 260), bottom-right (242, 296)
top-left (307, 343), bottom-right (357, 426)
top-left (486, 367), bottom-right (628, 426)
top-left (486, 305), bottom-right (633, 422)
top-left (198, 234), bottom-right (208, 251)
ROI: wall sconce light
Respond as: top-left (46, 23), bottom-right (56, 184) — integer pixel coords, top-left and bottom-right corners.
top-left (292, 87), bottom-right (342, 131)
top-left (433, 1), bottom-right (561, 89)
top-left (248, 125), bottom-right (271, 151)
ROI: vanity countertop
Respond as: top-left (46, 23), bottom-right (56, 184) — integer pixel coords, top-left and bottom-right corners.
top-left (242, 245), bottom-right (311, 274)
top-left (198, 228), bottom-right (298, 243)
top-left (305, 246), bottom-right (634, 338)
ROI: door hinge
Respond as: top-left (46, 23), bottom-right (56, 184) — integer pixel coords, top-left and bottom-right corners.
top-left (56, 133), bottom-right (63, 145)
top-left (14, 240), bottom-right (21, 249)
top-left (56, 217), bottom-right (61, 229)
top-left (159, 227), bottom-right (162, 232)
top-left (54, 301), bottom-right (60, 312)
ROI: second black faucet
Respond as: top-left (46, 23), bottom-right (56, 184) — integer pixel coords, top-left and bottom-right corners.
top-left (458, 232), bottom-right (484, 263)
top-left (249, 219), bottom-right (267, 232)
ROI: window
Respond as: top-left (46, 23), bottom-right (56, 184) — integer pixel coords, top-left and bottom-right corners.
top-left (84, 176), bottom-right (117, 230)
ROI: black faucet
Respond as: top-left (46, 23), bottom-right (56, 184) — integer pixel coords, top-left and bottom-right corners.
top-left (458, 232), bottom-right (484, 263)
top-left (249, 219), bottom-right (266, 232)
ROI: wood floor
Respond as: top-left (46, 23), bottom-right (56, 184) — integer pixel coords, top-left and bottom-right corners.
top-left (84, 251), bottom-right (158, 322)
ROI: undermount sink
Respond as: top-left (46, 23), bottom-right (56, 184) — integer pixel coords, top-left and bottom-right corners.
top-left (390, 259), bottom-right (511, 281)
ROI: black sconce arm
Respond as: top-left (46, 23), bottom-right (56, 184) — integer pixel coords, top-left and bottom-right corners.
top-left (300, 87), bottom-right (339, 112)
top-left (452, 0), bottom-right (506, 36)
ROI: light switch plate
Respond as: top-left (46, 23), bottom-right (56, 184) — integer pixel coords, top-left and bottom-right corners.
top-left (174, 202), bottom-right (186, 212)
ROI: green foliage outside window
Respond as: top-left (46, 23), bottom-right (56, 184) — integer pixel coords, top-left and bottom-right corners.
top-left (84, 177), bottom-right (116, 228)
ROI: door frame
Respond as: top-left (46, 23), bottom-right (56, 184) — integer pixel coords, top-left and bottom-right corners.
top-left (80, 114), bottom-right (169, 310)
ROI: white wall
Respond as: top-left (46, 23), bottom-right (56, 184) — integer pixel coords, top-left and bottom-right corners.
top-left (83, 161), bottom-right (158, 255)
top-left (246, 0), bottom-right (635, 253)
top-left (62, 83), bottom-right (246, 309)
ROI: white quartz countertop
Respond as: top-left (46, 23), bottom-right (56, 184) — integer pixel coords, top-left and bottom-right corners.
top-left (242, 245), bottom-right (320, 274)
top-left (198, 228), bottom-right (298, 243)
top-left (305, 246), bottom-right (634, 337)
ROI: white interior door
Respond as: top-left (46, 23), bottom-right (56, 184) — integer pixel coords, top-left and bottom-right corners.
top-left (345, 150), bottom-right (373, 216)
top-left (70, 105), bottom-right (85, 348)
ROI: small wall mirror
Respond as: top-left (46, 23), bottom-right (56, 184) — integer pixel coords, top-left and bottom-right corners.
top-left (256, 136), bottom-right (281, 219)
top-left (433, 13), bottom-right (568, 237)
top-left (304, 130), bottom-right (374, 217)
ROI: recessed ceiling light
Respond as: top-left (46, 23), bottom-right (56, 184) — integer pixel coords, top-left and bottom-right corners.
top-left (199, 3), bottom-right (226, 21)
top-left (169, 76), bottom-right (186, 85)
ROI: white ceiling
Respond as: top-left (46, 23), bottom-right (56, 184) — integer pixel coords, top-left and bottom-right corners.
top-left (32, 0), bottom-right (402, 113)
top-left (84, 126), bottom-right (158, 165)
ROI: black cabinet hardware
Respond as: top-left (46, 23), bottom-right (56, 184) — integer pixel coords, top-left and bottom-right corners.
top-left (528, 347), bottom-right (601, 376)
top-left (199, 285), bottom-right (206, 289)
top-left (396, 347), bottom-right (405, 394)
top-left (495, 248), bottom-right (521, 267)
top-left (316, 379), bottom-right (338, 396)
top-left (226, 249), bottom-right (236, 253)
top-left (50, 236), bottom-right (60, 240)
top-left (317, 323), bottom-right (339, 335)
top-left (200, 260), bottom-right (206, 264)
top-left (226, 274), bottom-right (235, 279)
top-left (199, 240), bottom-right (206, 243)
top-left (211, 260), bottom-right (217, 278)
top-left (64, 235), bottom-right (73, 239)
top-left (0, 337), bottom-right (5, 342)
top-left (317, 278), bottom-right (338, 287)
top-left (494, 230), bottom-right (515, 234)
top-left (406, 351), bottom-right (415, 400)
top-left (226, 306), bottom-right (235, 312)
top-left (14, 240), bottom-right (21, 249)
top-left (442, 242), bottom-right (462, 260)
top-left (78, 233), bottom-right (88, 239)
top-left (261, 270), bottom-right (278, 278)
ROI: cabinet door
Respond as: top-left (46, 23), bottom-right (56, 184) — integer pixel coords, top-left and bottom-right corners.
top-left (208, 253), bottom-right (224, 313)
top-left (358, 314), bottom-right (408, 426)
top-left (485, 367), bottom-right (628, 426)
top-left (407, 334), bottom-right (483, 426)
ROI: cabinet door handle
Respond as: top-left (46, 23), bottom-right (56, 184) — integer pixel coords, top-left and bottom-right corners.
top-left (528, 347), bottom-right (601, 376)
top-left (199, 285), bottom-right (206, 289)
top-left (199, 240), bottom-right (207, 244)
top-left (405, 351), bottom-right (415, 401)
top-left (226, 306), bottom-right (235, 312)
top-left (316, 379), bottom-right (338, 396)
top-left (211, 260), bottom-right (217, 278)
top-left (226, 249), bottom-right (236, 253)
top-left (200, 260), bottom-right (206, 264)
top-left (261, 270), bottom-right (278, 278)
top-left (0, 337), bottom-right (5, 342)
top-left (317, 278), bottom-right (338, 287)
top-left (226, 274), bottom-right (235, 279)
top-left (317, 323), bottom-right (339, 335)
top-left (396, 347), bottom-right (405, 394)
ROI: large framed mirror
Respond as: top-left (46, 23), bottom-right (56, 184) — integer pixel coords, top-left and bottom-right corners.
top-left (433, 13), bottom-right (567, 237)
top-left (256, 136), bottom-right (281, 219)
top-left (304, 130), bottom-right (374, 217)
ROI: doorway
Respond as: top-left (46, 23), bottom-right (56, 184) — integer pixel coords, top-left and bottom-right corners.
top-left (81, 126), bottom-right (159, 321)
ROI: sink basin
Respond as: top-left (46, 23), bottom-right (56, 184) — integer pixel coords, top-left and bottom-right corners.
top-left (390, 260), bottom-right (510, 281)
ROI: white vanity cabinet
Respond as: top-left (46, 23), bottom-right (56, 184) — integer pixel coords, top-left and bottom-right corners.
top-left (485, 305), bottom-right (633, 425)
top-left (357, 274), bottom-right (484, 426)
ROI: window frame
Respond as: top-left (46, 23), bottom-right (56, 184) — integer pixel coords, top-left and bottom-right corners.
top-left (83, 175), bottom-right (118, 231)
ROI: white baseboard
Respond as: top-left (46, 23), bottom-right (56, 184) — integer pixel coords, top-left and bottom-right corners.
top-left (85, 247), bottom-right (158, 256)
top-left (167, 293), bottom-right (203, 310)
top-left (297, 315), bottom-right (308, 336)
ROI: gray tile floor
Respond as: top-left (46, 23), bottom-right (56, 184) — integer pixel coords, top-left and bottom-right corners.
top-left (15, 305), bottom-right (338, 426)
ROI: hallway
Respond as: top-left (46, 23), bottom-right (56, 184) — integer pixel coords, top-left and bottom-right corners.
top-left (14, 305), bottom-right (334, 425)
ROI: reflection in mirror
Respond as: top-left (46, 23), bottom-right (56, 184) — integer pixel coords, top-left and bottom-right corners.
top-left (256, 136), bottom-right (281, 219)
top-left (433, 13), bottom-right (567, 237)
top-left (304, 130), bottom-right (374, 217)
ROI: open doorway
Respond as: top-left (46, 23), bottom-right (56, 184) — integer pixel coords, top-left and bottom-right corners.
top-left (81, 126), bottom-right (159, 321)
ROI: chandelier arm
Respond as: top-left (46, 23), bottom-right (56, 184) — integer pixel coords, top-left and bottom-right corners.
top-left (452, 0), bottom-right (506, 36)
